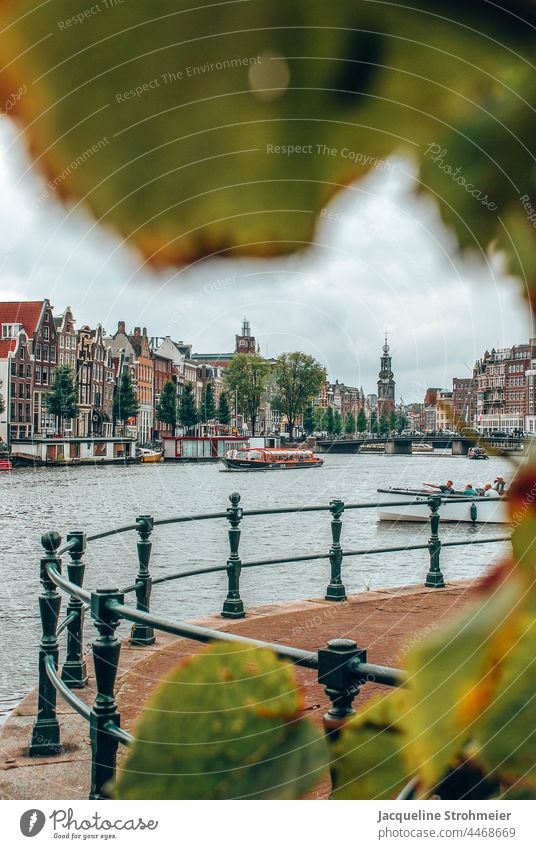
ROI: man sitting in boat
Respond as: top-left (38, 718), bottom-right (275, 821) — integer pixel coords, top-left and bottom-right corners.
top-left (483, 483), bottom-right (501, 498)
top-left (493, 476), bottom-right (507, 495)
top-left (425, 480), bottom-right (455, 494)
top-left (463, 484), bottom-right (479, 496)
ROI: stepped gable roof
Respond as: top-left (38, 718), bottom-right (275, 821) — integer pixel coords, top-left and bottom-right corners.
top-left (0, 300), bottom-right (45, 336)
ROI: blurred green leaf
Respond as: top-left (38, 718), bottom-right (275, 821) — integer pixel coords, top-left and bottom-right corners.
top-left (113, 642), bottom-right (328, 800)
top-left (330, 689), bottom-right (411, 799)
top-left (0, 1), bottom-right (535, 276)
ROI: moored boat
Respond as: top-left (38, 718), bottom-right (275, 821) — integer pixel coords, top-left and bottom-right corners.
top-left (468, 446), bottom-right (489, 459)
top-left (377, 486), bottom-right (509, 524)
top-left (220, 447), bottom-right (324, 471)
top-left (0, 458), bottom-right (12, 471)
top-left (412, 443), bottom-right (434, 453)
top-left (137, 446), bottom-right (164, 463)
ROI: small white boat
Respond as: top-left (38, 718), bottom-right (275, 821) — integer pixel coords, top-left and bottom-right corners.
top-left (137, 447), bottom-right (164, 463)
top-left (468, 447), bottom-right (489, 460)
top-left (377, 487), bottom-right (509, 524)
top-left (412, 443), bottom-right (434, 453)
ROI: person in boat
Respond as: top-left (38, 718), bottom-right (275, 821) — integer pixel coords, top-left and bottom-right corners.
top-left (425, 480), bottom-right (455, 494)
top-left (463, 484), bottom-right (479, 496)
top-left (483, 483), bottom-right (501, 498)
top-left (493, 476), bottom-right (506, 495)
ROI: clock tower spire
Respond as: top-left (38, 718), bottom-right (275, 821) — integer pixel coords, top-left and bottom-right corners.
top-left (377, 333), bottom-right (395, 418)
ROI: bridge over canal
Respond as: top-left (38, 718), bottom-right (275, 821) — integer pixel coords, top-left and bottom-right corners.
top-left (314, 435), bottom-right (525, 455)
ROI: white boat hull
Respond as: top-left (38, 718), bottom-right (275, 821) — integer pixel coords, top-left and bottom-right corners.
top-left (377, 488), bottom-right (509, 524)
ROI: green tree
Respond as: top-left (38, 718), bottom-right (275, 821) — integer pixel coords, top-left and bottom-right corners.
top-left (398, 413), bottom-right (408, 432)
top-left (356, 409), bottom-right (367, 434)
top-left (179, 382), bottom-right (199, 434)
top-left (389, 410), bottom-right (398, 431)
top-left (113, 368), bottom-right (139, 431)
top-left (156, 380), bottom-right (178, 433)
top-left (273, 352), bottom-right (325, 439)
top-left (313, 406), bottom-right (326, 432)
top-left (224, 354), bottom-right (270, 436)
top-left (333, 410), bottom-right (343, 435)
top-left (201, 381), bottom-right (216, 423)
top-left (370, 410), bottom-right (379, 435)
top-left (344, 412), bottom-right (356, 435)
top-left (303, 404), bottom-right (315, 435)
top-left (326, 406), bottom-right (335, 434)
top-left (217, 391), bottom-right (231, 427)
top-left (379, 415), bottom-right (389, 435)
top-left (45, 364), bottom-right (78, 434)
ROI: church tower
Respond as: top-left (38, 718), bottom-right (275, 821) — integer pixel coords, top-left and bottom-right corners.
top-left (235, 317), bottom-right (257, 354)
top-left (377, 335), bottom-right (395, 419)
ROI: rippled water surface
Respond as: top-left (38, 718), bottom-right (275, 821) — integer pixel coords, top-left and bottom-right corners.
top-left (0, 452), bottom-right (514, 716)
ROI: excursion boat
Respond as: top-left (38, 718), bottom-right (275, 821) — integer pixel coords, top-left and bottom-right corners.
top-left (221, 447), bottom-right (324, 471)
top-left (412, 443), bottom-right (434, 453)
top-left (377, 486), bottom-right (509, 524)
top-left (137, 447), bottom-right (164, 463)
top-left (468, 447), bottom-right (489, 460)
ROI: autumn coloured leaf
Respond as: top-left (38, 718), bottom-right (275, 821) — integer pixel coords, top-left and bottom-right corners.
top-left (0, 1), bottom-right (534, 278)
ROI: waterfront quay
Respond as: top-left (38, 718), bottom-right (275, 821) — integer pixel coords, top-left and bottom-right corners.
top-left (0, 581), bottom-right (479, 800)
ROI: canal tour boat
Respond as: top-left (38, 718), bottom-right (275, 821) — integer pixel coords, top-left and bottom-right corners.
top-left (221, 447), bottom-right (324, 471)
top-left (377, 486), bottom-right (509, 524)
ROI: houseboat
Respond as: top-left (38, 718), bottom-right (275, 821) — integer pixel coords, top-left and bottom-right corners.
top-left (221, 447), bottom-right (324, 471)
top-left (162, 435), bottom-right (249, 462)
top-left (377, 486), bottom-right (509, 524)
top-left (10, 436), bottom-right (136, 466)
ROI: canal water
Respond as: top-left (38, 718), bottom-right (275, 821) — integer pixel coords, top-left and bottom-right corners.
top-left (0, 452), bottom-right (514, 718)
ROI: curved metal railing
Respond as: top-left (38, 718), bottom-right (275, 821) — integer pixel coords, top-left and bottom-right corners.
top-left (28, 491), bottom-right (510, 799)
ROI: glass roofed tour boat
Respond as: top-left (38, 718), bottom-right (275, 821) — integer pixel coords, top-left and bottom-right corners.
top-left (221, 446), bottom-right (324, 471)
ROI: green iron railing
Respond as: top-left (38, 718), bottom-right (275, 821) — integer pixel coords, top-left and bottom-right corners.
top-left (28, 493), bottom-right (510, 799)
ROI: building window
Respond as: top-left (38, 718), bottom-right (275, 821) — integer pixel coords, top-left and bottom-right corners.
top-left (35, 344), bottom-right (41, 360)
top-left (26, 384), bottom-right (31, 399)
top-left (43, 344), bottom-right (49, 361)
top-left (50, 346), bottom-right (56, 363)
top-left (42, 368), bottom-right (48, 385)
top-left (1, 322), bottom-right (22, 338)
top-left (44, 326), bottom-right (49, 340)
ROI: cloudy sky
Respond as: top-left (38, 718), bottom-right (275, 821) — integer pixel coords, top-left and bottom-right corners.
top-left (0, 116), bottom-right (530, 403)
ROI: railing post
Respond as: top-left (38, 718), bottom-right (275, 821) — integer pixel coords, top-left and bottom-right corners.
top-left (319, 638), bottom-right (366, 734)
top-left (130, 515), bottom-right (155, 645)
top-left (61, 531), bottom-right (88, 688)
top-left (325, 499), bottom-right (347, 601)
top-left (89, 587), bottom-right (124, 800)
top-left (29, 531), bottom-right (63, 756)
top-left (425, 496), bottom-right (445, 587)
top-left (221, 492), bottom-right (245, 619)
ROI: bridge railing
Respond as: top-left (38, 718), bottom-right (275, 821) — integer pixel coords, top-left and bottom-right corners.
top-left (29, 493), bottom-right (511, 798)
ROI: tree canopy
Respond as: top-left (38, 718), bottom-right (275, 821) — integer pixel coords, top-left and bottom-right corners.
top-left (217, 391), bottom-right (231, 427)
top-left (113, 369), bottom-right (139, 426)
top-left (201, 381), bottom-right (216, 423)
top-left (273, 352), bottom-right (325, 439)
top-left (45, 365), bottom-right (78, 432)
top-left (156, 380), bottom-right (178, 432)
top-left (179, 382), bottom-right (199, 433)
top-left (224, 354), bottom-right (270, 436)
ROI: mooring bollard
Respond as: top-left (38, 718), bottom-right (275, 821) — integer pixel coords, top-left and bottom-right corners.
top-left (89, 587), bottom-right (124, 800)
top-left (325, 499), bottom-right (347, 601)
top-left (221, 492), bottom-right (245, 619)
top-left (318, 638), bottom-right (366, 733)
top-left (29, 531), bottom-right (63, 756)
top-left (130, 515), bottom-right (155, 645)
top-left (61, 531), bottom-right (88, 688)
top-left (425, 496), bottom-right (445, 588)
